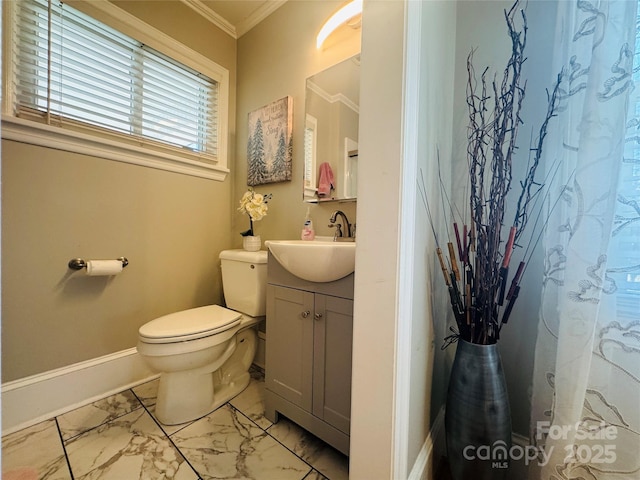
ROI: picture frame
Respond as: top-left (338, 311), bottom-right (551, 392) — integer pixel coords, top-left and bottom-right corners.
top-left (247, 96), bottom-right (293, 185)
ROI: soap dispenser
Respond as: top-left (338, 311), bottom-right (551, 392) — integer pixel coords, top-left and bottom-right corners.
top-left (301, 207), bottom-right (315, 240)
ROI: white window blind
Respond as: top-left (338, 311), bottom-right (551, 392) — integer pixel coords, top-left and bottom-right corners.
top-left (304, 114), bottom-right (317, 194)
top-left (11, 0), bottom-right (219, 161)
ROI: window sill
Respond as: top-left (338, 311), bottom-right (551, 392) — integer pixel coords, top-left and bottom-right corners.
top-left (1, 115), bottom-right (229, 181)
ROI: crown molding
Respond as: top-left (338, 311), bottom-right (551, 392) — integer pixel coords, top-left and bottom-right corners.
top-left (180, 0), bottom-right (287, 39)
top-left (307, 80), bottom-right (360, 115)
top-left (236, 0), bottom-right (287, 37)
top-left (180, 0), bottom-right (236, 38)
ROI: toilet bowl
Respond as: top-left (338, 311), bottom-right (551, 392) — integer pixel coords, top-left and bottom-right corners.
top-left (137, 249), bottom-right (267, 425)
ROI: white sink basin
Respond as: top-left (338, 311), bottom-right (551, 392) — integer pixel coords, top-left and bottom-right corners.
top-left (265, 239), bottom-right (355, 283)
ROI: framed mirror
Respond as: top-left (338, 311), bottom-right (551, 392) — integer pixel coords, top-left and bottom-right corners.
top-left (303, 54), bottom-right (360, 203)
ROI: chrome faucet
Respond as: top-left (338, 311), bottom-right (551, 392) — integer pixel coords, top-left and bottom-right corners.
top-left (328, 210), bottom-right (354, 241)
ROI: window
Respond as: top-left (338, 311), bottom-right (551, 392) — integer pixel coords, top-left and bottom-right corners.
top-left (609, 4), bottom-right (640, 321)
top-left (304, 114), bottom-right (318, 197)
top-left (2, 0), bottom-right (229, 180)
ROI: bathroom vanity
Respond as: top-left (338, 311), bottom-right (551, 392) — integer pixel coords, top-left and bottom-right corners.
top-left (264, 253), bottom-right (353, 456)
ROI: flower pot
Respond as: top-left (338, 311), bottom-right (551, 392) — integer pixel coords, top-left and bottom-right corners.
top-left (445, 338), bottom-right (511, 480)
top-left (242, 235), bottom-right (261, 252)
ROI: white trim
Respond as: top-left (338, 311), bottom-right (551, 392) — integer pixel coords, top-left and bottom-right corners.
top-left (410, 406), bottom-right (531, 480)
top-left (408, 408), bottom-right (445, 480)
top-left (75, 0), bottom-right (229, 82)
top-left (513, 432), bottom-right (530, 447)
top-left (2, 348), bottom-right (157, 436)
top-left (2, 0), bottom-right (16, 114)
top-left (236, 1), bottom-right (287, 38)
top-left (180, 0), bottom-right (236, 38)
top-left (2, 116), bottom-right (230, 181)
top-left (393, 0), bottom-right (423, 477)
top-left (179, 0), bottom-right (286, 39)
top-left (3, 0), bottom-right (230, 179)
top-left (88, 0), bottom-right (232, 169)
top-left (307, 80), bottom-right (360, 115)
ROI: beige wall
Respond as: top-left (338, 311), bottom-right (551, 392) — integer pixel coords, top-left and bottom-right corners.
top-left (234, 0), bottom-right (359, 245)
top-left (405, 0), bottom-right (457, 471)
top-left (1, 0), bottom-right (359, 379)
top-left (1, 0), bottom-right (237, 381)
top-left (306, 89), bottom-right (359, 197)
top-left (3, 1), bottom-right (440, 475)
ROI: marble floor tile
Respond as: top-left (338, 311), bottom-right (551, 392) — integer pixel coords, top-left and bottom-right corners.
top-left (64, 407), bottom-right (198, 479)
top-left (303, 470), bottom-right (329, 480)
top-left (134, 374), bottom-right (272, 436)
top-left (57, 390), bottom-right (142, 441)
top-left (146, 404), bottom-right (196, 437)
top-left (229, 375), bottom-right (273, 430)
top-left (171, 404), bottom-right (311, 480)
top-left (131, 378), bottom-right (160, 408)
top-left (267, 418), bottom-right (349, 480)
top-left (132, 379), bottom-right (196, 436)
top-left (2, 369), bottom-right (350, 480)
top-left (2, 419), bottom-right (72, 480)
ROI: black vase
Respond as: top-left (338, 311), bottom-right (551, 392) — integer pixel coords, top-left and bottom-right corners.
top-left (445, 339), bottom-right (512, 480)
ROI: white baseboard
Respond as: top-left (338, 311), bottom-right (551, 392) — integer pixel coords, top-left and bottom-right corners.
top-left (2, 348), bottom-right (158, 436)
top-left (408, 407), bottom-right (531, 480)
top-left (512, 431), bottom-right (529, 447)
top-left (408, 407), bottom-right (446, 480)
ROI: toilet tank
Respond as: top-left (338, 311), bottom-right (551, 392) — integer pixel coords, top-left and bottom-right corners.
top-left (219, 249), bottom-right (268, 316)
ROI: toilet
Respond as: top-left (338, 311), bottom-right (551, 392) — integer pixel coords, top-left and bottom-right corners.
top-left (137, 249), bottom-right (267, 425)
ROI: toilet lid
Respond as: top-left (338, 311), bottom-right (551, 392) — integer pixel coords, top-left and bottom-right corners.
top-left (139, 305), bottom-right (242, 343)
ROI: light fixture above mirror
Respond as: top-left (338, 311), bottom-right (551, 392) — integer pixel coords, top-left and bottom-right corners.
top-left (316, 0), bottom-right (363, 49)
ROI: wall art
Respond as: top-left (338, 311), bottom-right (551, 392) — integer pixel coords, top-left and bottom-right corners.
top-left (247, 96), bottom-right (293, 185)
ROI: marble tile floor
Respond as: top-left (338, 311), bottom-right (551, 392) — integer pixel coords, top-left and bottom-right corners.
top-left (2, 369), bottom-right (349, 480)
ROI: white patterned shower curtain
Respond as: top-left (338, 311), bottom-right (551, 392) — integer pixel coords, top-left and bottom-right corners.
top-left (530, 0), bottom-right (640, 479)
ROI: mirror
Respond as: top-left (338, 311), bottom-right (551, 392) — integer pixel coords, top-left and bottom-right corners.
top-left (304, 55), bottom-right (360, 203)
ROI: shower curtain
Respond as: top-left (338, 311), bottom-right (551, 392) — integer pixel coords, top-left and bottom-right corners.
top-left (530, 0), bottom-right (640, 479)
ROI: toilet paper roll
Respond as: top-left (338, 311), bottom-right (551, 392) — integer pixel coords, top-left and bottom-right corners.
top-left (85, 260), bottom-right (123, 276)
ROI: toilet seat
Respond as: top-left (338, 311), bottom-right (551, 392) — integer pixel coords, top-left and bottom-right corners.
top-left (139, 305), bottom-right (241, 344)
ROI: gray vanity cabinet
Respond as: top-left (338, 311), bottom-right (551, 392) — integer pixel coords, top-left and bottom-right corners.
top-left (311, 293), bottom-right (353, 434)
top-left (264, 253), bottom-right (353, 456)
top-left (265, 285), bottom-right (314, 411)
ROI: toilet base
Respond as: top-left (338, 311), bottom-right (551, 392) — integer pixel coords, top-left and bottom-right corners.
top-left (153, 328), bottom-right (257, 426)
top-left (155, 372), bottom-right (251, 425)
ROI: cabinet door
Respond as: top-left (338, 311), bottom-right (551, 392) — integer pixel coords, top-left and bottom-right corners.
top-left (312, 294), bottom-right (353, 434)
top-left (265, 285), bottom-right (314, 411)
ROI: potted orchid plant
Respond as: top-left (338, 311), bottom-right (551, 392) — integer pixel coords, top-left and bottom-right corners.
top-left (238, 188), bottom-right (272, 251)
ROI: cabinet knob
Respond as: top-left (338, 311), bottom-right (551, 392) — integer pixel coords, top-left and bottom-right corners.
top-left (301, 310), bottom-right (311, 318)
top-left (314, 312), bottom-right (323, 321)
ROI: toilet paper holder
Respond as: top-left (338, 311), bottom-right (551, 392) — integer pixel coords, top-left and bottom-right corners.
top-left (68, 257), bottom-right (129, 270)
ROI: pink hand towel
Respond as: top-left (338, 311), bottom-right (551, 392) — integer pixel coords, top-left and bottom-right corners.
top-left (317, 162), bottom-right (335, 197)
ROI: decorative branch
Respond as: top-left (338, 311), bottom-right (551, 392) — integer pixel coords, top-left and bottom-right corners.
top-left (513, 72), bottom-right (564, 242)
top-left (425, 0), bottom-right (566, 345)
